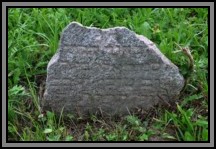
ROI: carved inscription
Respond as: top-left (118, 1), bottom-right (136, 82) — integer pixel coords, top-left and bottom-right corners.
top-left (43, 22), bottom-right (185, 116)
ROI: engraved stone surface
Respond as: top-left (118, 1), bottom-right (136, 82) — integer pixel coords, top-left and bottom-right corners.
top-left (43, 22), bottom-right (185, 116)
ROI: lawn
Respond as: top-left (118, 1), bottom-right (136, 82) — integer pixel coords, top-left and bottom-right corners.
top-left (8, 8), bottom-right (208, 141)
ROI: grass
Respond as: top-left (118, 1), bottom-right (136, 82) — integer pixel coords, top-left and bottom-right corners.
top-left (7, 8), bottom-right (208, 141)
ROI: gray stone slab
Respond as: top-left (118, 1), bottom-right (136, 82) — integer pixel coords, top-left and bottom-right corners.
top-left (43, 22), bottom-right (184, 116)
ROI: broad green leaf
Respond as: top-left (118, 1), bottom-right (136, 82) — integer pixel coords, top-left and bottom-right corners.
top-left (184, 131), bottom-right (194, 141)
top-left (43, 128), bottom-right (53, 134)
top-left (139, 134), bottom-right (148, 141)
top-left (141, 21), bottom-right (152, 39)
top-left (65, 135), bottom-right (73, 141)
top-left (195, 120), bottom-right (208, 127)
top-left (162, 133), bottom-right (176, 140)
top-left (202, 128), bottom-right (208, 141)
top-left (46, 135), bottom-right (61, 141)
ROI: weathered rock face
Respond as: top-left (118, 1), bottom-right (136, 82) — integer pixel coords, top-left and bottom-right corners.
top-left (43, 22), bottom-right (184, 116)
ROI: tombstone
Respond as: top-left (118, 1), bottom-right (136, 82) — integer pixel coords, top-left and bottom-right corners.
top-left (42, 22), bottom-right (185, 116)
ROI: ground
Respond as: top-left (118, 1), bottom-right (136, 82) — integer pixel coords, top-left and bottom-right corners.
top-left (8, 8), bottom-right (208, 141)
